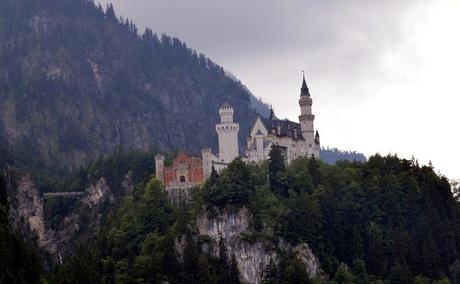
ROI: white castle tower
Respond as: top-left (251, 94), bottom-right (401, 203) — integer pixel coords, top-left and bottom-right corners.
top-left (299, 74), bottom-right (320, 158)
top-left (216, 103), bottom-right (240, 163)
top-left (202, 103), bottom-right (240, 179)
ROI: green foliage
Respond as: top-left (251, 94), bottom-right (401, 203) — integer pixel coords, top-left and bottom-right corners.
top-left (269, 145), bottom-right (286, 197)
top-left (105, 178), bottom-right (174, 261)
top-left (203, 153), bottom-right (460, 283)
top-left (50, 153), bottom-right (460, 283)
top-left (263, 253), bottom-right (312, 284)
top-left (203, 158), bottom-right (254, 208)
top-left (333, 263), bottom-right (355, 284)
top-left (450, 260), bottom-right (460, 284)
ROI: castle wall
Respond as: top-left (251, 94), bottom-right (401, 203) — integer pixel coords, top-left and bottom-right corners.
top-left (158, 151), bottom-right (204, 187)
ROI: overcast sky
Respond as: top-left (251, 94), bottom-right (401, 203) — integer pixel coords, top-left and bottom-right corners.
top-left (98, 0), bottom-right (459, 180)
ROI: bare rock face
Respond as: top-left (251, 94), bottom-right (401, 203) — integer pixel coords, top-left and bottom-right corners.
top-left (165, 185), bottom-right (193, 205)
top-left (81, 177), bottom-right (114, 209)
top-left (7, 173), bottom-right (132, 263)
top-left (197, 208), bottom-right (322, 284)
top-left (9, 175), bottom-right (47, 246)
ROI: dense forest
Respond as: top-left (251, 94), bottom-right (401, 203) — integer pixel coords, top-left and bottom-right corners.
top-left (34, 148), bottom-right (459, 283)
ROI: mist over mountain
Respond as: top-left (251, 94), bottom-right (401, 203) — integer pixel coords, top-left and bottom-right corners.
top-left (0, 0), bottom-right (271, 171)
top-left (320, 147), bottom-right (367, 165)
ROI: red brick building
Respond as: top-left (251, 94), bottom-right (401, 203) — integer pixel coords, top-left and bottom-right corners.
top-left (155, 151), bottom-right (204, 187)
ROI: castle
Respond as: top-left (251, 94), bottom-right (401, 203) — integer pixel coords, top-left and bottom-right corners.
top-left (155, 75), bottom-right (320, 186)
top-left (201, 75), bottom-right (320, 179)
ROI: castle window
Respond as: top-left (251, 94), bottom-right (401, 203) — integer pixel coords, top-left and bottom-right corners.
top-left (180, 175), bottom-right (186, 183)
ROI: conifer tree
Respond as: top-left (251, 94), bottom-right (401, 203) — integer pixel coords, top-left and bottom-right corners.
top-left (229, 252), bottom-right (241, 284)
top-left (218, 236), bottom-right (230, 282)
top-left (268, 145), bottom-right (286, 197)
top-left (333, 263), bottom-right (356, 284)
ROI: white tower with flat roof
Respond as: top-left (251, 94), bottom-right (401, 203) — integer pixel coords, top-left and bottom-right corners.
top-left (215, 103), bottom-right (240, 163)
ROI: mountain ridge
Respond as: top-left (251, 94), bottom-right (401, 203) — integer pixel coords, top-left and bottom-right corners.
top-left (0, 0), bottom-right (267, 171)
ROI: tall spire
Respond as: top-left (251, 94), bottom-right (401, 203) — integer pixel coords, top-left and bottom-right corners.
top-left (269, 105), bottom-right (278, 120)
top-left (300, 72), bottom-right (310, 97)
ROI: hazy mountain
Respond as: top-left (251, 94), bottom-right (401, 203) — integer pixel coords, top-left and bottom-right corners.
top-left (0, 0), bottom-right (270, 171)
top-left (320, 147), bottom-right (367, 165)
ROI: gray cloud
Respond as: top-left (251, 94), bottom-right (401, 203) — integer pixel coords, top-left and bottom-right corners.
top-left (98, 0), bottom-right (422, 93)
top-left (97, 0), bottom-right (460, 180)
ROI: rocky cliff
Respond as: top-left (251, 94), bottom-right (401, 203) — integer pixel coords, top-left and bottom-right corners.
top-left (196, 208), bottom-right (322, 284)
top-left (6, 171), bottom-right (133, 263)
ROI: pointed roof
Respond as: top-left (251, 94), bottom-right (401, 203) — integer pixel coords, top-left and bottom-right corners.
top-left (255, 130), bottom-right (264, 136)
top-left (315, 130), bottom-right (320, 144)
top-left (300, 74), bottom-right (310, 97)
top-left (269, 106), bottom-right (278, 120)
top-left (260, 117), bottom-right (305, 141)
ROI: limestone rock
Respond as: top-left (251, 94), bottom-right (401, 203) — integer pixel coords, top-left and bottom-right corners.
top-left (197, 208), bottom-right (322, 284)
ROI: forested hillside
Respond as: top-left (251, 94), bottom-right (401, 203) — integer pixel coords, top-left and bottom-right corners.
top-left (49, 150), bottom-right (460, 283)
top-left (0, 0), bottom-right (266, 171)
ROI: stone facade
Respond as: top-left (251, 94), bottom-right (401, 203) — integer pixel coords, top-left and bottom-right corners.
top-left (202, 76), bottom-right (320, 179)
top-left (155, 150), bottom-right (204, 188)
top-left (244, 75), bottom-right (320, 164)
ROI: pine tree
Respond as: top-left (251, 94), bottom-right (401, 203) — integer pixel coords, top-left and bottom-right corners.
top-left (229, 253), bottom-right (241, 284)
top-left (333, 263), bottom-right (355, 284)
top-left (197, 255), bottom-right (215, 284)
top-left (183, 231), bottom-right (199, 283)
top-left (268, 145), bottom-right (286, 197)
top-left (218, 236), bottom-right (229, 282)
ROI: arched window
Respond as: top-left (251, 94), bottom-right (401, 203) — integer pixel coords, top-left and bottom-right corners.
top-left (180, 175), bottom-right (186, 183)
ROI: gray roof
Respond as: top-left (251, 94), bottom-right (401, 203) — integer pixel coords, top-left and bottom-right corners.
top-left (300, 75), bottom-right (310, 97)
top-left (261, 117), bottom-right (305, 140)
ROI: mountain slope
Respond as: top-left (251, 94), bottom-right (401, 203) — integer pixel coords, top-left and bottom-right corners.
top-left (0, 0), bottom-right (265, 170)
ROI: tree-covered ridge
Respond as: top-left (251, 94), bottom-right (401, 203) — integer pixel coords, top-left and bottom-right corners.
top-left (320, 147), bottom-right (367, 165)
top-left (201, 148), bottom-right (460, 282)
top-left (0, 0), bottom-right (262, 172)
top-left (50, 178), bottom-right (243, 284)
top-left (50, 149), bottom-right (460, 283)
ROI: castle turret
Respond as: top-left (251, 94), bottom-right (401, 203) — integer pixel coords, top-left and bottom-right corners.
top-left (314, 130), bottom-right (321, 157)
top-left (216, 103), bottom-right (240, 163)
top-left (298, 75), bottom-right (317, 158)
top-left (155, 154), bottom-right (165, 182)
top-left (201, 147), bottom-right (213, 180)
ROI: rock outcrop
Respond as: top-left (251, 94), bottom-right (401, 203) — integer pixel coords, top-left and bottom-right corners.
top-left (8, 175), bottom-right (47, 247)
top-left (7, 173), bottom-right (133, 264)
top-left (197, 208), bottom-right (322, 284)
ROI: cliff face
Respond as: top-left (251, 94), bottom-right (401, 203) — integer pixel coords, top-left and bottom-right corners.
top-left (8, 175), bottom-right (47, 246)
top-left (7, 172), bottom-right (133, 263)
top-left (197, 208), bottom-right (322, 284)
